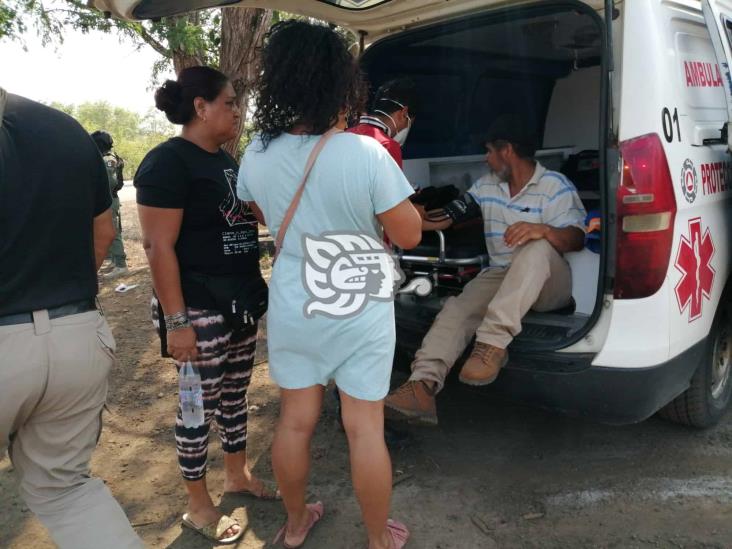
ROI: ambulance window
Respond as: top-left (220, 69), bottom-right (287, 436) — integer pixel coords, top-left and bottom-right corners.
top-left (402, 74), bottom-right (466, 158)
top-left (369, 73), bottom-right (466, 158)
top-left (725, 17), bottom-right (732, 44)
top-left (467, 75), bottom-right (553, 154)
top-left (675, 29), bottom-right (727, 126)
top-left (360, 4), bottom-right (597, 158)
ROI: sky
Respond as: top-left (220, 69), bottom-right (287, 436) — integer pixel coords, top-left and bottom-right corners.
top-left (1, 24), bottom-right (174, 114)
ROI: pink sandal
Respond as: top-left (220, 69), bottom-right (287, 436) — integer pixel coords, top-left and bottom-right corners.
top-left (386, 519), bottom-right (410, 549)
top-left (273, 501), bottom-right (324, 548)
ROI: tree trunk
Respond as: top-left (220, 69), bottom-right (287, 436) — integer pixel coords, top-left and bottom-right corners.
top-left (170, 13), bottom-right (206, 73)
top-left (172, 53), bottom-right (205, 74)
top-left (219, 7), bottom-right (272, 157)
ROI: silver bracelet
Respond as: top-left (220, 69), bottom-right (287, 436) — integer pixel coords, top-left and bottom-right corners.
top-left (164, 311), bottom-right (191, 331)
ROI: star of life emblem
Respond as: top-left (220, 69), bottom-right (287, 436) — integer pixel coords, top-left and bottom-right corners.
top-left (674, 217), bottom-right (715, 322)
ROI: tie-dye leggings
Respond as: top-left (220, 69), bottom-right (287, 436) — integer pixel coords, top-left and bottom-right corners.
top-left (152, 296), bottom-right (257, 481)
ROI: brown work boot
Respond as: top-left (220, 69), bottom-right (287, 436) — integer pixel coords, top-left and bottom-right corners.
top-left (459, 342), bottom-right (508, 386)
top-left (384, 380), bottom-right (438, 426)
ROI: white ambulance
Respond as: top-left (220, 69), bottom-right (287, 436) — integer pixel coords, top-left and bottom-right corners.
top-left (98, 0), bottom-right (732, 427)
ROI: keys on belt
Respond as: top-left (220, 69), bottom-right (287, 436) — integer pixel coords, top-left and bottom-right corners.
top-left (0, 299), bottom-right (97, 327)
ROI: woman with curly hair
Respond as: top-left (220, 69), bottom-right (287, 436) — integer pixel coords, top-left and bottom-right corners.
top-left (237, 20), bottom-right (422, 549)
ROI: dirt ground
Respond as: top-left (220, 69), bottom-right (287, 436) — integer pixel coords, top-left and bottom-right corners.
top-left (2, 188), bottom-right (732, 548)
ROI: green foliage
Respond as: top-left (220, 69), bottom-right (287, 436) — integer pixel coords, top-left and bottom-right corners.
top-left (1, 1), bottom-right (111, 45)
top-left (3, 3), bottom-right (354, 84)
top-left (3, 3), bottom-right (347, 63)
top-left (0, 4), bottom-right (23, 41)
top-left (1, 1), bottom-right (222, 75)
top-left (51, 101), bottom-right (176, 179)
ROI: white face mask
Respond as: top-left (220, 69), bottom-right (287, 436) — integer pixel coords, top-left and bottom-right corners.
top-left (393, 119), bottom-right (411, 145)
top-left (375, 97), bottom-right (412, 145)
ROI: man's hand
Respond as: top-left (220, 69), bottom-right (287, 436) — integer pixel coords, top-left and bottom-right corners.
top-left (504, 222), bottom-right (550, 248)
top-left (167, 326), bottom-right (199, 362)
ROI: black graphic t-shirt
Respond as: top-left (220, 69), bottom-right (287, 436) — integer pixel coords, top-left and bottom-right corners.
top-left (135, 137), bottom-right (260, 303)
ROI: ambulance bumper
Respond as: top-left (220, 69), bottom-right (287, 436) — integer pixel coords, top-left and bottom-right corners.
top-left (493, 338), bottom-right (706, 425)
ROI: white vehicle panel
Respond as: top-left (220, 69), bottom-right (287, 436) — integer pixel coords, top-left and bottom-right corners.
top-left (665, 3), bottom-right (731, 358)
top-left (593, 284), bottom-right (671, 368)
top-left (594, 0), bottom-right (731, 369)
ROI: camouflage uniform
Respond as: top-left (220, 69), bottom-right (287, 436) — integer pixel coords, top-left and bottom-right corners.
top-left (103, 152), bottom-right (127, 268)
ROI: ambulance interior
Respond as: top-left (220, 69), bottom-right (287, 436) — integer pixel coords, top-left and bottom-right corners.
top-left (359, 4), bottom-right (606, 352)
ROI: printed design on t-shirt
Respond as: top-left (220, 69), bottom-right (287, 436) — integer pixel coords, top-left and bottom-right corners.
top-left (219, 168), bottom-right (256, 227)
top-left (301, 232), bottom-right (403, 319)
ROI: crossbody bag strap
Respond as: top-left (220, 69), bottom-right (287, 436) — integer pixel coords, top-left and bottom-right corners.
top-left (274, 127), bottom-right (341, 261)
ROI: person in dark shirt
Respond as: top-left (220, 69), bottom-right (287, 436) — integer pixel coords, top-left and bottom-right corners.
top-left (0, 89), bottom-right (142, 548)
top-left (135, 66), bottom-right (277, 544)
top-left (91, 129), bottom-right (128, 277)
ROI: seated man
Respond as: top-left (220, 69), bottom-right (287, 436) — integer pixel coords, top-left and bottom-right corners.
top-left (385, 114), bottom-right (586, 425)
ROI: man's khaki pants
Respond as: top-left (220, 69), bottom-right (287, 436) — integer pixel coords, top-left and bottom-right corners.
top-left (0, 310), bottom-right (143, 549)
top-left (410, 239), bottom-right (572, 392)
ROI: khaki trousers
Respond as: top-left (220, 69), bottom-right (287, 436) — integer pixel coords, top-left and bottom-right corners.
top-left (410, 239), bottom-right (572, 392)
top-left (0, 310), bottom-right (143, 549)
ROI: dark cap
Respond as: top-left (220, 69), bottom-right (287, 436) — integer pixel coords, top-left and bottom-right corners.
top-left (372, 77), bottom-right (420, 116)
top-left (91, 130), bottom-right (113, 152)
top-left (482, 114), bottom-right (539, 148)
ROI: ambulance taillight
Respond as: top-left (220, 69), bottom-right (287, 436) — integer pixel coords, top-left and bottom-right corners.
top-left (615, 133), bottom-right (677, 299)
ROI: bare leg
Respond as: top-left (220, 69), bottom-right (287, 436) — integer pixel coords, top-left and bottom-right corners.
top-left (222, 450), bottom-right (274, 495)
top-left (340, 390), bottom-right (394, 549)
top-left (272, 385), bottom-right (325, 534)
top-left (185, 478), bottom-right (239, 538)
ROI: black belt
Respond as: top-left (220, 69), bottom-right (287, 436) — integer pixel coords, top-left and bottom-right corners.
top-left (0, 299), bottom-right (97, 327)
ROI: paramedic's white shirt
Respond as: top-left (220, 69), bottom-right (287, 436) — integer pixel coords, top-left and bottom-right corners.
top-left (467, 162), bottom-right (586, 269)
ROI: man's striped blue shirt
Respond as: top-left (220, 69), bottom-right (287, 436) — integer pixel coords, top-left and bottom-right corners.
top-left (467, 162), bottom-right (586, 269)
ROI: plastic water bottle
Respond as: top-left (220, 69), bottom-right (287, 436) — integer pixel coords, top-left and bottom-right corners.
top-left (179, 361), bottom-right (204, 428)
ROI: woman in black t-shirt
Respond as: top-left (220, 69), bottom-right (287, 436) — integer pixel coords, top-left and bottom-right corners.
top-left (134, 66), bottom-right (277, 544)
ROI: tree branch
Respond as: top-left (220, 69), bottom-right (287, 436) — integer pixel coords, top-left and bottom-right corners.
top-left (61, 0), bottom-right (171, 58)
top-left (135, 23), bottom-right (171, 58)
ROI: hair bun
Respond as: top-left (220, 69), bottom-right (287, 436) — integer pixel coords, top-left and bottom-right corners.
top-left (154, 80), bottom-right (184, 123)
top-left (152, 67), bottom-right (229, 126)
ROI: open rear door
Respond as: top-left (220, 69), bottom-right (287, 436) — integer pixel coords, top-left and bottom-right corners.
top-left (703, 0), bottom-right (732, 149)
top-left (93, 1), bottom-right (609, 42)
